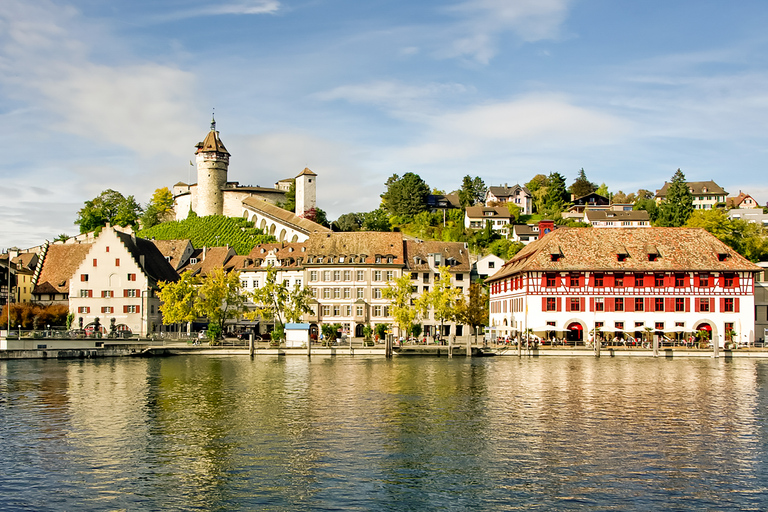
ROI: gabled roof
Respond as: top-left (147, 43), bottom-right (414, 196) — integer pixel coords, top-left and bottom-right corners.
top-left (33, 243), bottom-right (92, 294)
top-left (115, 231), bottom-right (179, 284)
top-left (195, 127), bottom-right (229, 156)
top-left (241, 242), bottom-right (307, 269)
top-left (195, 246), bottom-right (236, 276)
top-left (304, 232), bottom-right (405, 265)
top-left (585, 210), bottom-right (650, 222)
top-left (513, 224), bottom-right (539, 236)
top-left (656, 180), bottom-right (727, 197)
top-left (296, 167), bottom-right (317, 177)
top-left (487, 184), bottom-right (530, 199)
top-left (465, 205), bottom-right (513, 219)
top-left (151, 239), bottom-right (193, 270)
top-left (726, 192), bottom-right (758, 209)
top-left (242, 197), bottom-right (332, 234)
top-left (486, 227), bottom-right (761, 283)
top-left (404, 240), bottom-right (471, 272)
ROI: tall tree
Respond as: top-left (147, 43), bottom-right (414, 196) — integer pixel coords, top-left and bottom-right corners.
top-left (158, 271), bottom-right (201, 328)
top-left (455, 283), bottom-right (489, 345)
top-left (458, 175), bottom-right (487, 208)
top-left (423, 266), bottom-right (463, 338)
top-left (195, 268), bottom-right (250, 340)
top-left (543, 172), bottom-right (569, 215)
top-left (249, 266), bottom-right (314, 331)
top-left (141, 187), bottom-right (175, 229)
top-left (568, 168), bottom-right (597, 198)
top-left (279, 179), bottom-right (296, 213)
top-left (656, 169), bottom-right (694, 227)
top-left (380, 173), bottom-right (430, 219)
top-left (75, 189), bottom-right (142, 233)
top-left (383, 273), bottom-right (425, 339)
top-left (362, 208), bottom-right (391, 231)
top-left (333, 213), bottom-right (363, 232)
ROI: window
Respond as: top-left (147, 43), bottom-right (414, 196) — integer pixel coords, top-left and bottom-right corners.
top-left (724, 273), bottom-right (735, 288)
top-left (387, 256), bottom-right (393, 264)
top-left (78, 306), bottom-right (90, 313)
top-left (93, 258), bottom-right (97, 267)
top-left (654, 274), bottom-right (664, 287)
top-left (124, 289), bottom-right (137, 298)
top-left (357, 288), bottom-right (364, 299)
top-left (385, 270), bottom-right (394, 281)
top-left (634, 298), bottom-right (644, 311)
top-left (344, 305), bottom-right (351, 316)
top-left (698, 298), bottom-right (709, 312)
top-left (323, 288), bottom-right (331, 299)
top-left (311, 288), bottom-right (317, 298)
top-left (124, 305), bottom-right (139, 314)
top-left (699, 273), bottom-right (710, 287)
top-left (674, 274), bottom-right (685, 287)
top-left (105, 246), bottom-right (109, 253)
top-left (321, 305), bottom-right (331, 316)
top-left (375, 256), bottom-right (382, 263)
top-left (115, 258), bottom-right (120, 267)
top-left (356, 305), bottom-right (363, 316)
top-left (615, 321), bottom-right (624, 331)
top-left (546, 273), bottom-right (556, 287)
top-left (323, 270), bottom-right (331, 281)
top-left (545, 298), bottom-right (557, 311)
top-left (333, 270), bottom-right (340, 281)
top-left (374, 270), bottom-right (382, 281)
top-left (295, 279), bottom-right (302, 287)
top-left (654, 297), bottom-right (664, 312)
top-left (569, 274), bottom-right (580, 287)
top-left (594, 298), bottom-right (604, 312)
top-left (80, 274), bottom-right (88, 282)
top-left (80, 289), bottom-right (92, 298)
top-left (357, 270), bottom-right (365, 281)
top-left (310, 271), bottom-right (318, 282)
top-left (373, 305), bottom-right (382, 317)
top-left (101, 306), bottom-right (113, 314)
top-left (723, 298), bottom-right (734, 312)
top-left (127, 273), bottom-right (136, 281)
top-left (570, 297), bottom-right (581, 311)
top-left (333, 288), bottom-right (341, 299)
top-left (343, 288), bottom-right (351, 299)
top-left (488, 262), bottom-right (495, 269)
top-left (411, 272), bottom-right (418, 280)
top-left (655, 322), bottom-right (664, 331)
top-left (343, 270), bottom-right (351, 281)
top-left (373, 288), bottom-right (382, 299)
top-left (101, 290), bottom-right (113, 298)
top-left (614, 298), bottom-right (624, 312)
top-left (614, 274), bottom-right (624, 287)
top-left (675, 298), bottom-right (685, 312)
top-left (333, 305), bottom-right (340, 316)
top-left (635, 273), bottom-right (645, 287)
top-left (593, 273), bottom-right (604, 287)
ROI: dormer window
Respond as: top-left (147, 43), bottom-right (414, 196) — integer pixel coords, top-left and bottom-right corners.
top-left (190, 258), bottom-right (198, 264)
top-left (717, 252), bottom-right (729, 261)
top-left (339, 256), bottom-right (345, 263)
top-left (387, 256), bottom-right (393, 264)
top-left (375, 255), bottom-right (382, 263)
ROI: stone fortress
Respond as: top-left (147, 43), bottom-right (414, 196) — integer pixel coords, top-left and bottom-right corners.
top-left (172, 117), bottom-right (329, 242)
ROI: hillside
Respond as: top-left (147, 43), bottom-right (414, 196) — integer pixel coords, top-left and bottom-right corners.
top-left (137, 215), bottom-right (276, 255)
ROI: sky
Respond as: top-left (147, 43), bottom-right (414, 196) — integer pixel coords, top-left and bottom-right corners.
top-left (2, 0), bottom-right (768, 250)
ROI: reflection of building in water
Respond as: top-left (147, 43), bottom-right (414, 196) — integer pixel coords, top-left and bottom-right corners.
top-left (487, 227), bottom-right (761, 347)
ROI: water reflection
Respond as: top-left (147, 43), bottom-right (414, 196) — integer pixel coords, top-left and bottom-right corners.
top-left (1, 356), bottom-right (767, 510)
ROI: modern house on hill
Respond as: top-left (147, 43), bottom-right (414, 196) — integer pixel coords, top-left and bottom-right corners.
top-left (485, 184), bottom-right (532, 215)
top-left (486, 227), bottom-right (761, 347)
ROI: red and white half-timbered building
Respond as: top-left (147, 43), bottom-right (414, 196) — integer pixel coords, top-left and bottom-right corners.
top-left (487, 227), bottom-right (762, 347)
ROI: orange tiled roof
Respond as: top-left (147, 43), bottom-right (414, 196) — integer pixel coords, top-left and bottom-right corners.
top-left (33, 243), bottom-right (92, 294)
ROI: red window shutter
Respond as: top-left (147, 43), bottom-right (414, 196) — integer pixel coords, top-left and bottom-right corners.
top-left (88, 290), bottom-right (93, 298)
top-left (694, 299), bottom-right (700, 312)
top-left (80, 274), bottom-right (86, 282)
top-left (719, 298), bottom-right (725, 312)
top-left (541, 274), bottom-right (547, 287)
top-left (710, 298), bottom-right (715, 312)
top-left (86, 307), bottom-right (90, 313)
top-left (664, 274), bottom-right (673, 287)
top-left (665, 298), bottom-right (674, 311)
top-left (123, 305), bottom-right (128, 313)
top-left (645, 297), bottom-right (652, 311)
top-left (685, 274), bottom-right (691, 287)
top-left (589, 297), bottom-right (595, 310)
top-left (556, 274), bottom-right (562, 287)
top-left (588, 274), bottom-right (595, 287)
top-left (735, 298), bottom-right (740, 313)
top-left (93, 258), bottom-right (97, 267)
top-left (605, 274), bottom-right (614, 287)
top-left (542, 297), bottom-right (547, 310)
top-left (565, 298), bottom-right (571, 312)
top-left (580, 298), bottom-right (585, 312)
top-left (694, 274), bottom-right (700, 287)
top-left (606, 298), bottom-right (614, 312)
top-left (136, 305), bottom-right (140, 314)
top-left (556, 298), bottom-right (562, 312)
top-left (685, 298), bottom-right (690, 312)
top-left (734, 274), bottom-right (740, 288)
top-left (719, 275), bottom-right (725, 288)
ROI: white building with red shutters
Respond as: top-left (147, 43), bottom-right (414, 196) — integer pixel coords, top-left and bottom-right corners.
top-left (486, 227), bottom-right (761, 347)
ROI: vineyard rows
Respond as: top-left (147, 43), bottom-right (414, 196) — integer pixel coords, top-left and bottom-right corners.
top-left (137, 215), bottom-right (276, 254)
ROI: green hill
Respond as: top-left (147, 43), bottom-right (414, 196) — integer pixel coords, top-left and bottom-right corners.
top-left (137, 215), bottom-right (276, 255)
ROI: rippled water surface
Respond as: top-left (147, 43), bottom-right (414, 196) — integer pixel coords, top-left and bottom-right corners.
top-left (2, 355), bottom-right (768, 511)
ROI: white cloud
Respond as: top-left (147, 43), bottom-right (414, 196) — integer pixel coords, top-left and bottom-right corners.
top-left (443, 0), bottom-right (573, 63)
top-left (167, 0), bottom-right (280, 19)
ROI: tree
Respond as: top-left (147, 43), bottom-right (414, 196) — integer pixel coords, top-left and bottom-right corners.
top-left (158, 271), bottom-right (200, 328)
top-left (543, 172), bottom-right (569, 215)
top-left (383, 273), bottom-right (425, 339)
top-left (657, 169), bottom-right (694, 227)
top-left (249, 266), bottom-right (314, 335)
top-left (611, 190), bottom-right (636, 204)
top-left (686, 209), bottom-right (768, 262)
top-left (141, 187), bottom-right (175, 229)
top-left (525, 174), bottom-right (549, 193)
top-left (380, 173), bottom-right (430, 219)
top-left (569, 168), bottom-right (597, 198)
top-left (423, 266), bottom-right (463, 338)
top-left (195, 267), bottom-right (249, 341)
top-left (455, 283), bottom-right (489, 345)
top-left (458, 175), bottom-right (487, 208)
top-left (595, 183), bottom-right (610, 199)
top-left (333, 213), bottom-right (363, 232)
top-left (75, 189), bottom-right (143, 233)
top-left (362, 208), bottom-right (391, 231)
top-left (634, 190), bottom-right (659, 222)
top-left (279, 179), bottom-right (296, 213)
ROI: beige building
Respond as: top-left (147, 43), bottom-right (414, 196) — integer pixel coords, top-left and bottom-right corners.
top-left (68, 226), bottom-right (178, 336)
top-left (656, 180), bottom-right (727, 210)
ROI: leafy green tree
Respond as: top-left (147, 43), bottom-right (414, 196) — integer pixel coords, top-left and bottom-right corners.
top-left (543, 172), bottom-right (569, 215)
top-left (487, 239), bottom-right (524, 260)
top-left (595, 183), bottom-right (610, 199)
top-left (196, 268), bottom-right (250, 340)
top-left (249, 266), bottom-right (314, 331)
top-left (333, 213), bottom-right (363, 232)
top-left (75, 189), bottom-right (143, 233)
top-left (611, 190), bottom-right (636, 204)
top-left (455, 283), bottom-right (489, 345)
top-left (657, 169), bottom-right (694, 227)
top-left (362, 208), bottom-right (391, 231)
top-left (374, 323), bottom-right (388, 341)
top-left (686, 209), bottom-right (768, 262)
top-left (54, 234), bottom-right (70, 243)
top-left (141, 187), bottom-right (175, 229)
top-left (383, 273), bottom-right (426, 339)
top-left (423, 266), bottom-right (463, 338)
top-left (525, 174), bottom-right (549, 193)
top-left (158, 271), bottom-right (200, 327)
top-left (569, 168), bottom-right (597, 198)
top-left (279, 179), bottom-right (296, 213)
top-left (458, 175), bottom-right (487, 208)
top-left (381, 173), bottom-right (430, 219)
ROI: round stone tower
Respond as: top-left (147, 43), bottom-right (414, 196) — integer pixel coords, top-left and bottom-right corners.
top-left (195, 116), bottom-right (230, 216)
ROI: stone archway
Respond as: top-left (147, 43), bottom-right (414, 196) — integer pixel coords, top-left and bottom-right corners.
top-left (566, 321), bottom-right (584, 342)
top-left (355, 324), bottom-right (365, 337)
top-left (279, 228), bottom-right (286, 241)
top-left (260, 218), bottom-right (267, 230)
top-left (269, 223), bottom-right (276, 235)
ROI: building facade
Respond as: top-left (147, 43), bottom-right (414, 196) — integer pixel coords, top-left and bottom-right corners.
top-left (656, 180), bottom-right (727, 210)
top-left (487, 227), bottom-right (761, 347)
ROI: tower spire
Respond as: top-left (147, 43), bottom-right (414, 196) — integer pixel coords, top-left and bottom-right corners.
top-left (210, 109), bottom-right (216, 132)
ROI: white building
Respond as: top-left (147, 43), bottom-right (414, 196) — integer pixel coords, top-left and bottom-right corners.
top-left (656, 180), bottom-right (727, 210)
top-left (487, 227), bottom-right (761, 347)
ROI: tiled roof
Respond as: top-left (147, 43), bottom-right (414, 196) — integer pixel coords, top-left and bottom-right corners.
top-left (304, 232), bottom-right (405, 265)
top-left (513, 224), bottom-right (539, 236)
top-left (296, 167), bottom-right (317, 177)
top-left (242, 242), bottom-right (307, 268)
top-left (487, 227), bottom-right (761, 282)
top-left (241, 197), bottom-right (332, 234)
top-left (196, 129), bottom-right (229, 155)
top-left (585, 210), bottom-right (650, 222)
top-left (466, 205), bottom-right (513, 219)
top-left (487, 184), bottom-right (530, 198)
top-left (151, 239), bottom-right (192, 270)
top-left (725, 192), bottom-right (756, 209)
top-left (656, 180), bottom-right (726, 197)
top-left (33, 243), bottom-right (92, 294)
top-left (196, 247), bottom-right (236, 276)
top-left (404, 240), bottom-right (471, 272)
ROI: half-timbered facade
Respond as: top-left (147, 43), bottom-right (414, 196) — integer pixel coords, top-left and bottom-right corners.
top-left (487, 227), bottom-right (761, 347)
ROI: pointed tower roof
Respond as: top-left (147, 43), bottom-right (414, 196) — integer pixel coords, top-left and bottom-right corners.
top-left (296, 167), bottom-right (317, 177)
top-left (195, 115), bottom-right (230, 155)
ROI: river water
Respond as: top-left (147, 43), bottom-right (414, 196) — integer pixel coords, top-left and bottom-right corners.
top-left (1, 355), bottom-right (767, 511)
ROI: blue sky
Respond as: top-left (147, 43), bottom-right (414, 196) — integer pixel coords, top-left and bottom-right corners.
top-left (2, 0), bottom-right (768, 249)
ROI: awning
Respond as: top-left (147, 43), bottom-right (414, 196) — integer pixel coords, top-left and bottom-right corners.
top-left (567, 322), bottom-right (583, 331)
